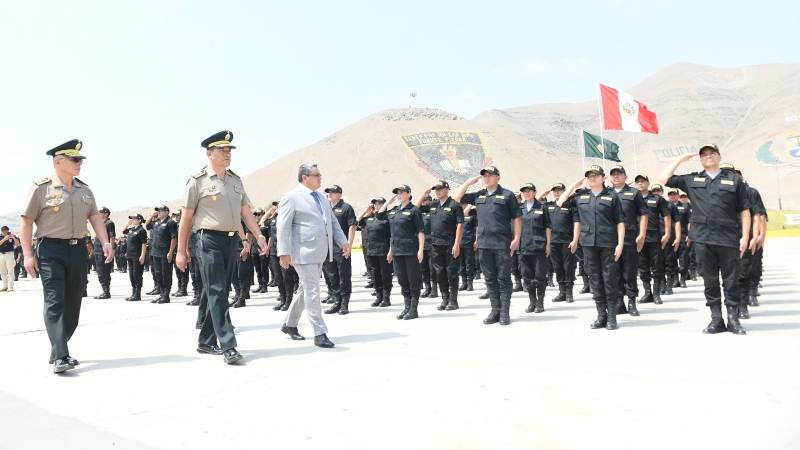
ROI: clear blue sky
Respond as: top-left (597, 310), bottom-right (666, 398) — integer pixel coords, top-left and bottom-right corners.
top-left (2, 0), bottom-right (794, 211)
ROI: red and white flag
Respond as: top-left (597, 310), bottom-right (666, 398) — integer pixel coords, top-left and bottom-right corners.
top-left (599, 83), bottom-right (659, 134)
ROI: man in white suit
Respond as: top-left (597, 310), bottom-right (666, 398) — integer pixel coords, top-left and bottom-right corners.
top-left (278, 164), bottom-right (350, 348)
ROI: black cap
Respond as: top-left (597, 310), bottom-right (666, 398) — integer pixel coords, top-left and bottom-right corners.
top-left (480, 165), bottom-right (500, 176)
top-left (634, 174), bottom-right (649, 182)
top-left (99, 207), bottom-right (110, 215)
top-left (584, 165), bottom-right (604, 177)
top-left (46, 139), bottom-right (86, 159)
top-left (609, 165), bottom-right (626, 175)
top-left (324, 184), bottom-right (343, 194)
top-left (154, 205), bottom-right (170, 212)
top-left (519, 182), bottom-right (536, 192)
top-left (252, 208), bottom-right (265, 215)
top-left (201, 130), bottom-right (236, 149)
top-left (651, 183), bottom-right (664, 192)
top-left (371, 197), bottom-right (387, 204)
top-left (551, 182), bottom-right (566, 191)
top-left (271, 201), bottom-right (279, 206)
top-left (698, 144), bottom-right (720, 155)
top-left (128, 214), bottom-right (145, 222)
top-left (392, 184), bottom-right (411, 194)
top-left (431, 180), bottom-right (450, 190)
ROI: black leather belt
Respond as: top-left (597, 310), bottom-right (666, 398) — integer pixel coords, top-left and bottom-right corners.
top-left (200, 229), bottom-right (237, 237)
top-left (41, 237), bottom-right (88, 245)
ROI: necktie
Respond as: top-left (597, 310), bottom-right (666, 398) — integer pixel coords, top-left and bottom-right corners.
top-left (311, 191), bottom-right (326, 222)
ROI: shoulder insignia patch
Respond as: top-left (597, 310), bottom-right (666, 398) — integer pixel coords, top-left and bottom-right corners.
top-left (192, 168), bottom-right (206, 179)
top-left (227, 169), bottom-right (240, 178)
top-left (74, 177), bottom-right (88, 186)
top-left (34, 177), bottom-right (51, 186)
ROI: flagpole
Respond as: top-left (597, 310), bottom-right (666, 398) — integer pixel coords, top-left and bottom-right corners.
top-left (597, 83), bottom-right (607, 172)
top-left (632, 133), bottom-right (638, 174)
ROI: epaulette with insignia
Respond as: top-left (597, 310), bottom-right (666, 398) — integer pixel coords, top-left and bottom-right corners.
top-left (191, 168), bottom-right (207, 179)
top-left (74, 177), bottom-right (88, 186)
top-left (34, 177), bottom-right (51, 186)
top-left (226, 169), bottom-right (240, 178)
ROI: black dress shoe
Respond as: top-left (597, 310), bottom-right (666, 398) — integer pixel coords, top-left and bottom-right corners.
top-left (281, 324), bottom-right (305, 340)
top-left (53, 358), bottom-right (73, 374)
top-left (314, 334), bottom-right (335, 348)
top-left (197, 344), bottom-right (223, 355)
top-left (223, 348), bottom-right (243, 364)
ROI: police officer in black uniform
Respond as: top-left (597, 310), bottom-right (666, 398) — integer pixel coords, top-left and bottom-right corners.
top-left (559, 165), bottom-right (625, 330)
top-left (420, 180), bottom-right (464, 311)
top-left (250, 209), bottom-right (269, 293)
top-left (92, 207), bottom-right (115, 299)
top-left (146, 205), bottom-right (178, 304)
top-left (672, 190), bottom-right (692, 288)
top-left (518, 182), bottom-right (551, 314)
top-left (608, 165), bottom-right (647, 316)
top-left (358, 197), bottom-right (393, 307)
top-left (635, 175), bottom-right (671, 305)
top-left (323, 184), bottom-right (357, 315)
top-left (123, 214), bottom-right (147, 301)
top-left (541, 183), bottom-right (579, 303)
top-left (418, 195), bottom-right (437, 299)
top-left (652, 184), bottom-right (679, 296)
top-left (659, 145), bottom-right (751, 334)
top-left (453, 166), bottom-right (521, 326)
top-left (459, 203), bottom-right (477, 292)
top-left (266, 202), bottom-right (297, 311)
top-left (381, 184), bottom-right (425, 320)
top-left (231, 222), bottom-right (253, 308)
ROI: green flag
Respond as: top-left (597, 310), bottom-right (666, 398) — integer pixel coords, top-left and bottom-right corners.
top-left (583, 130), bottom-right (621, 162)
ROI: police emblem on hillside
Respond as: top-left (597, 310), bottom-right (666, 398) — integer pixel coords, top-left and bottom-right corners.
top-left (402, 131), bottom-right (491, 187)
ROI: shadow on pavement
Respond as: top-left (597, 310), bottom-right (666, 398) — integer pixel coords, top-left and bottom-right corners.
top-left (744, 322), bottom-right (800, 331)
top-left (514, 314), bottom-right (578, 322)
top-left (80, 354), bottom-right (198, 371)
top-left (619, 318), bottom-right (680, 327)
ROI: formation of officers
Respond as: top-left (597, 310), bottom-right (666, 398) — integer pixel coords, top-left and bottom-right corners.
top-left (21, 133), bottom-right (767, 374)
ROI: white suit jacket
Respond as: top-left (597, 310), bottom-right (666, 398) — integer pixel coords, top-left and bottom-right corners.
top-left (276, 184), bottom-right (348, 264)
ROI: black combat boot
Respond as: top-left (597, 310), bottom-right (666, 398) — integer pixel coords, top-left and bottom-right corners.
top-left (364, 280), bottom-right (375, 289)
top-left (534, 287), bottom-right (545, 313)
top-left (322, 293), bottom-right (333, 304)
top-left (338, 294), bottom-right (350, 315)
top-left (371, 290), bottom-right (382, 307)
top-left (579, 275), bottom-right (591, 294)
top-left (616, 296), bottom-right (628, 314)
top-left (125, 287), bottom-right (135, 301)
top-left (229, 288), bottom-right (240, 306)
top-left (638, 281), bottom-right (653, 303)
top-left (397, 297), bottom-right (411, 320)
top-left (252, 283), bottom-right (264, 294)
top-left (280, 293), bottom-right (292, 311)
top-left (483, 297), bottom-right (500, 324)
top-left (421, 281), bottom-right (432, 298)
top-left (403, 297), bottom-right (419, 320)
top-left (273, 293), bottom-right (285, 311)
top-left (479, 292), bottom-right (489, 299)
top-left (628, 296), bottom-right (639, 316)
top-left (748, 287), bottom-right (760, 307)
top-left (499, 296), bottom-right (512, 325)
top-left (446, 288), bottom-right (459, 310)
top-left (565, 284), bottom-right (575, 303)
top-left (146, 286), bottom-right (160, 296)
top-left (232, 296), bottom-right (246, 308)
top-left (551, 283), bottom-right (566, 302)
top-left (430, 282), bottom-right (439, 299)
top-left (133, 287), bottom-right (142, 302)
top-left (679, 273), bottom-right (688, 288)
top-left (379, 289), bottom-right (391, 307)
top-left (606, 299), bottom-right (618, 330)
top-left (525, 290), bottom-right (536, 313)
top-left (703, 303), bottom-right (726, 334)
top-left (513, 276), bottom-right (523, 292)
top-left (653, 280), bottom-right (663, 304)
top-left (437, 290), bottom-right (450, 310)
top-left (547, 274), bottom-right (555, 287)
top-left (324, 294), bottom-right (341, 314)
top-left (726, 305), bottom-right (746, 335)
top-left (94, 285), bottom-right (111, 299)
top-left (739, 299), bottom-right (750, 319)
top-left (459, 277), bottom-right (468, 291)
top-left (591, 303), bottom-right (608, 329)
top-left (664, 275), bottom-right (674, 295)
top-left (156, 292), bottom-right (171, 304)
top-left (466, 278), bottom-right (474, 291)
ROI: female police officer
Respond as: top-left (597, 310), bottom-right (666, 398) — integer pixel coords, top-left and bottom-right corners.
top-left (379, 185), bottom-right (425, 320)
top-left (518, 183), bottom-right (552, 314)
top-left (559, 165), bottom-right (625, 330)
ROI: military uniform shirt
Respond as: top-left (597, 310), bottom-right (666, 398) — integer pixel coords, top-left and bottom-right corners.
top-left (93, 219), bottom-right (116, 254)
top-left (123, 225), bottom-right (147, 258)
top-left (429, 197), bottom-right (464, 246)
top-left (564, 187), bottom-right (625, 248)
top-left (361, 212), bottom-right (391, 256)
top-left (642, 191), bottom-right (671, 243)
top-left (331, 200), bottom-right (357, 236)
top-left (147, 218), bottom-right (178, 257)
top-left (545, 200), bottom-right (578, 244)
top-left (460, 211), bottom-right (477, 247)
top-left (666, 170), bottom-right (749, 248)
top-left (462, 185), bottom-right (521, 250)
top-left (518, 200), bottom-right (550, 254)
top-left (267, 217), bottom-right (279, 256)
top-left (613, 185), bottom-right (647, 247)
top-left (388, 203), bottom-right (424, 256)
top-left (421, 207), bottom-right (432, 251)
top-left (22, 176), bottom-right (98, 239)
top-left (183, 168), bottom-right (251, 233)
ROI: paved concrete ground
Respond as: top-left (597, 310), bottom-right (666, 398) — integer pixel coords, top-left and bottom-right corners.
top-left (1, 239), bottom-right (798, 450)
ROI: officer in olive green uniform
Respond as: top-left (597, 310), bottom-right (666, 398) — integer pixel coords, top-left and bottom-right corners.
top-left (20, 139), bottom-right (114, 374)
top-left (175, 131), bottom-right (267, 364)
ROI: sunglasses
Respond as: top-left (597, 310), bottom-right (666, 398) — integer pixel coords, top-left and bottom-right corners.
top-left (66, 157), bottom-right (84, 163)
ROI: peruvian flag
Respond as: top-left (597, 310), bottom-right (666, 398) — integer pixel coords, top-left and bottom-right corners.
top-left (599, 83), bottom-right (659, 134)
